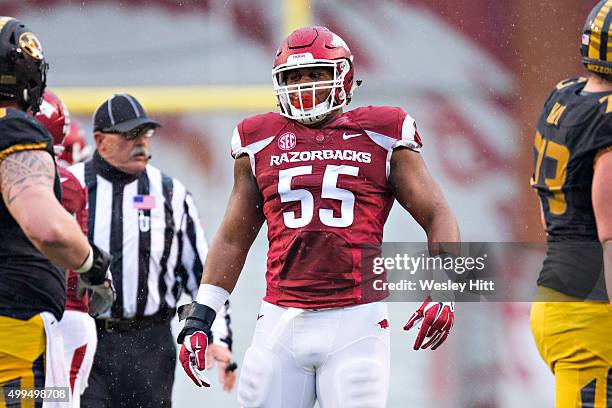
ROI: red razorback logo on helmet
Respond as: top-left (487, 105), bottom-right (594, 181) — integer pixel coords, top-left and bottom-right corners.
top-left (378, 319), bottom-right (389, 329)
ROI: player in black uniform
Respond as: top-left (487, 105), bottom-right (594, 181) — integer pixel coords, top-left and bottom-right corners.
top-left (0, 17), bottom-right (110, 401)
top-left (530, 1), bottom-right (612, 406)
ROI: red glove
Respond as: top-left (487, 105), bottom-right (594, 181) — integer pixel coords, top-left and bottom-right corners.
top-left (179, 331), bottom-right (211, 387)
top-left (404, 296), bottom-right (454, 350)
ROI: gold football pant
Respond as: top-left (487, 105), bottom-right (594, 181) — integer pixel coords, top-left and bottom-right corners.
top-left (0, 314), bottom-right (46, 408)
top-left (531, 287), bottom-right (612, 407)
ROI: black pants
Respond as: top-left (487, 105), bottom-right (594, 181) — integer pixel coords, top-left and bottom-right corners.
top-left (81, 320), bottom-right (176, 408)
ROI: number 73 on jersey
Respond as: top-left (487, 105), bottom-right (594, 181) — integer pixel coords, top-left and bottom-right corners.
top-left (531, 131), bottom-right (570, 216)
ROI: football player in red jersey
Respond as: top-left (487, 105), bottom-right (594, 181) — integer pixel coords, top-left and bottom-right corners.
top-left (35, 90), bottom-right (113, 407)
top-left (58, 120), bottom-right (93, 168)
top-left (177, 26), bottom-right (459, 406)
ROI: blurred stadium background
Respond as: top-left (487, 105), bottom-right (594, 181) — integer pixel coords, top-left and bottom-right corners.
top-left (0, 0), bottom-right (599, 406)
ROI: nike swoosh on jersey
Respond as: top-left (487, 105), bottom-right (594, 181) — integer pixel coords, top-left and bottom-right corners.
top-left (60, 177), bottom-right (69, 183)
top-left (342, 132), bottom-right (362, 140)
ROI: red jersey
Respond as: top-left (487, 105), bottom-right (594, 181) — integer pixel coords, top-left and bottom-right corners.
top-left (58, 166), bottom-right (89, 313)
top-left (231, 106), bottom-right (422, 308)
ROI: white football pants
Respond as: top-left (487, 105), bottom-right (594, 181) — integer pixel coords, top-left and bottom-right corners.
top-left (237, 301), bottom-right (390, 408)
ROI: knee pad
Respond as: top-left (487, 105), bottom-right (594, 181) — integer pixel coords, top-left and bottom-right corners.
top-left (335, 358), bottom-right (388, 408)
top-left (237, 346), bottom-right (276, 407)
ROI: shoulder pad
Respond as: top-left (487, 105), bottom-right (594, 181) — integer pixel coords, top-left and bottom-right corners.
top-left (347, 106), bottom-right (406, 138)
top-left (554, 77), bottom-right (587, 91)
top-left (347, 106), bottom-right (422, 151)
top-left (597, 94), bottom-right (612, 115)
top-left (232, 112), bottom-right (288, 158)
top-left (0, 108), bottom-right (53, 161)
top-left (239, 113), bottom-right (288, 145)
top-left (591, 106), bottom-right (612, 150)
top-left (58, 166), bottom-right (86, 215)
top-left (59, 165), bottom-right (85, 190)
top-left (544, 77), bottom-right (588, 107)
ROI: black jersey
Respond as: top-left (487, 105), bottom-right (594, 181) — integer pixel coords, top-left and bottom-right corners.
top-left (0, 107), bottom-right (65, 320)
top-left (531, 77), bottom-right (612, 300)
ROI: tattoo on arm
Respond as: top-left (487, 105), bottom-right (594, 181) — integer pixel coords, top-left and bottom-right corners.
top-left (0, 150), bottom-right (55, 206)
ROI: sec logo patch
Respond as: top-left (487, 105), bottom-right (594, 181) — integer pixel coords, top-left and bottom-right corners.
top-left (278, 132), bottom-right (296, 151)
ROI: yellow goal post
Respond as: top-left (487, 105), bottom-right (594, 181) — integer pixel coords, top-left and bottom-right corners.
top-left (54, 0), bottom-right (312, 115)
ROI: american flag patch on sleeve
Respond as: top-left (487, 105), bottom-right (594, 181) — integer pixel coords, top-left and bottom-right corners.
top-left (133, 194), bottom-right (156, 210)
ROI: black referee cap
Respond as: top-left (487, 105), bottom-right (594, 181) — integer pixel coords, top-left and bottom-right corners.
top-left (93, 94), bottom-right (160, 133)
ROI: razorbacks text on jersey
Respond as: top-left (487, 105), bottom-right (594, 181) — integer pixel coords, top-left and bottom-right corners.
top-left (531, 77), bottom-right (612, 300)
top-left (231, 106), bottom-right (422, 308)
top-left (0, 107), bottom-right (66, 320)
top-left (59, 166), bottom-right (90, 313)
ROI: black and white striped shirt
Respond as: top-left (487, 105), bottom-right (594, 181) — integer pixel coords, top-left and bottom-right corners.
top-left (69, 152), bottom-right (231, 346)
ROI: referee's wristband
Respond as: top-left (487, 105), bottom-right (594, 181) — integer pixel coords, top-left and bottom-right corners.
top-left (195, 283), bottom-right (230, 314)
top-left (74, 246), bottom-right (94, 273)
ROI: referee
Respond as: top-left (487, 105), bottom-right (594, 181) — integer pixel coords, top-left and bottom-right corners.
top-left (71, 94), bottom-right (234, 408)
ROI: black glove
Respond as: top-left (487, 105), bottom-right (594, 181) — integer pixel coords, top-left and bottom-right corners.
top-left (86, 278), bottom-right (116, 318)
top-left (79, 243), bottom-right (110, 286)
top-left (176, 302), bottom-right (216, 344)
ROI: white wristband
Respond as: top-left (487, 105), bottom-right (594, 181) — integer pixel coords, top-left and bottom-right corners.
top-left (74, 246), bottom-right (94, 273)
top-left (195, 283), bottom-right (230, 314)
